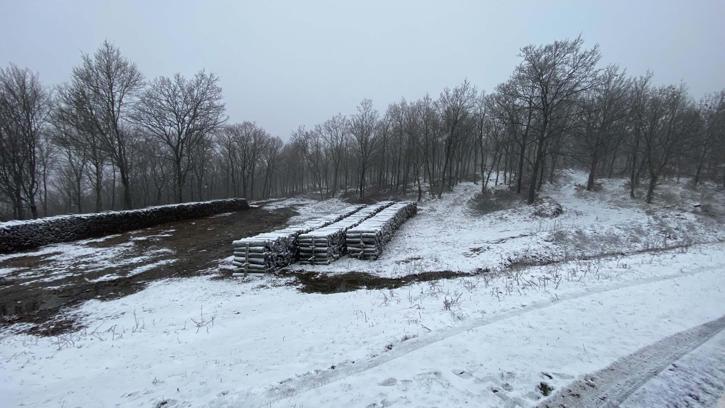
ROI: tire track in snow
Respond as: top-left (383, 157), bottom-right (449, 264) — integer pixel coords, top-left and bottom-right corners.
top-left (538, 314), bottom-right (725, 408)
top-left (233, 254), bottom-right (725, 406)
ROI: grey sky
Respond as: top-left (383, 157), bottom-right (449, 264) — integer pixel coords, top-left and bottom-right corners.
top-left (2, 0), bottom-right (724, 138)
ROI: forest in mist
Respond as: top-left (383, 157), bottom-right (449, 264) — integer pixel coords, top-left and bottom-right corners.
top-left (1, 36), bottom-right (723, 221)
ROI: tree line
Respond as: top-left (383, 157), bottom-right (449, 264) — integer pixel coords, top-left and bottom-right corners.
top-left (1, 37), bottom-right (723, 221)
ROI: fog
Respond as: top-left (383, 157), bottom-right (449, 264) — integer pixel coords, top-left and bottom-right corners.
top-left (2, 0), bottom-right (724, 137)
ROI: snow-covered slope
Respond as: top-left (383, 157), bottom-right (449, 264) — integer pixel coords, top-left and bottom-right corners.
top-left (1, 172), bottom-right (723, 408)
top-left (301, 170), bottom-right (724, 276)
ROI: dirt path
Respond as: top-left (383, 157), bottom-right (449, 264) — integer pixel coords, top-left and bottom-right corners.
top-left (539, 315), bottom-right (725, 408)
top-left (0, 206), bottom-right (295, 335)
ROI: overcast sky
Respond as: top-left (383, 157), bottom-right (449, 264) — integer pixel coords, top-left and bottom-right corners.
top-left (2, 0), bottom-right (724, 138)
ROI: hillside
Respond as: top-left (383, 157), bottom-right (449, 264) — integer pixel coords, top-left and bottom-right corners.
top-left (1, 171), bottom-right (723, 407)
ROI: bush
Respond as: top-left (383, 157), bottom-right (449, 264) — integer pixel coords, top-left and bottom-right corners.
top-left (532, 197), bottom-right (563, 218)
top-left (468, 189), bottom-right (523, 215)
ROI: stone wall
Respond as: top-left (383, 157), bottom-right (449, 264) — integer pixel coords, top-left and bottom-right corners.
top-left (0, 198), bottom-right (249, 254)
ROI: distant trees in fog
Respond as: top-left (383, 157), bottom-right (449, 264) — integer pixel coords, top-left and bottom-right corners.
top-left (133, 71), bottom-right (226, 203)
top-left (0, 65), bottom-right (50, 219)
top-left (0, 37), bottom-right (724, 220)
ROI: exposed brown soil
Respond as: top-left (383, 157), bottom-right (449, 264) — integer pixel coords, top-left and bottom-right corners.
top-left (0, 206), bottom-right (295, 335)
top-left (278, 270), bottom-right (471, 294)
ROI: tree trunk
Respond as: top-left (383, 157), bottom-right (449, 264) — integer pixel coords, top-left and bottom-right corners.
top-left (95, 163), bottom-right (103, 212)
top-left (358, 162), bottom-right (366, 200)
top-left (527, 139), bottom-right (545, 204)
top-left (438, 137), bottom-right (453, 198)
top-left (645, 173), bottom-right (657, 203)
top-left (416, 167), bottom-right (423, 202)
top-left (175, 159), bottom-right (184, 203)
top-left (76, 175), bottom-right (83, 213)
top-left (516, 140), bottom-right (527, 194)
top-left (29, 199), bottom-right (38, 219)
top-left (586, 152), bottom-right (599, 191)
top-left (42, 164), bottom-right (49, 216)
top-left (629, 132), bottom-right (641, 199)
top-left (119, 167), bottom-right (132, 209)
top-left (14, 186), bottom-right (24, 219)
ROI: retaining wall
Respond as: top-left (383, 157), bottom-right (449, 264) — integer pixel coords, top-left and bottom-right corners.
top-left (0, 198), bottom-right (249, 254)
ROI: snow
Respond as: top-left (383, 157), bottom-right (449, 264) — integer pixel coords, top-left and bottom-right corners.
top-left (129, 229), bottom-right (175, 242)
top-left (233, 201), bottom-right (362, 245)
top-left (0, 236), bottom-right (175, 285)
top-left (621, 330), bottom-right (725, 407)
top-left (1, 171), bottom-right (723, 407)
top-left (127, 258), bottom-right (176, 276)
top-left (0, 267), bottom-right (20, 277)
top-left (0, 199), bottom-right (247, 229)
top-left (258, 260), bottom-right (724, 408)
top-left (261, 196), bottom-right (349, 215)
top-left (209, 212), bottom-right (234, 218)
top-left (303, 201), bottom-right (393, 238)
top-left (347, 201), bottom-right (412, 233)
top-left (1, 241), bottom-right (723, 407)
top-left (301, 170), bottom-right (724, 276)
top-left (89, 259), bottom-right (177, 282)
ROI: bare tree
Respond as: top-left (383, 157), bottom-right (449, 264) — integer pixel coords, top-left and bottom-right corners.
top-left (259, 136), bottom-right (283, 198)
top-left (54, 130), bottom-right (88, 213)
top-left (512, 36), bottom-right (600, 203)
top-left (37, 133), bottom-right (55, 216)
top-left (295, 126), bottom-right (327, 199)
top-left (579, 65), bottom-right (630, 190)
top-left (3, 37), bottom-right (725, 221)
top-left (436, 80), bottom-right (476, 197)
top-left (490, 84), bottom-right (532, 193)
top-left (641, 85), bottom-right (697, 202)
top-left (624, 74), bottom-right (653, 198)
top-left (350, 99), bottom-right (378, 200)
top-left (0, 65), bottom-right (50, 218)
top-left (133, 71), bottom-right (225, 202)
top-left (416, 95), bottom-right (441, 196)
top-left (694, 91), bottom-right (725, 185)
top-left (218, 122), bottom-right (269, 199)
top-left (54, 83), bottom-right (109, 212)
top-left (320, 114), bottom-right (349, 196)
top-left (69, 41), bottom-right (143, 209)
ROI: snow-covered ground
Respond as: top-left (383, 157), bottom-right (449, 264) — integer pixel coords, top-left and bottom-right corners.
top-left (301, 170), bottom-right (724, 276)
top-left (1, 242), bottom-right (723, 407)
top-left (0, 231), bottom-right (176, 285)
top-left (621, 328), bottom-right (725, 407)
top-left (1, 171), bottom-right (723, 407)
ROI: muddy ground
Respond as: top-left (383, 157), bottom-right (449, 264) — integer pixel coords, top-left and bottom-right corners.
top-left (277, 270), bottom-right (471, 293)
top-left (0, 206), bottom-right (295, 335)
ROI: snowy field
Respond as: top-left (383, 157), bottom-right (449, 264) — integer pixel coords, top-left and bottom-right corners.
top-left (2, 243), bottom-right (723, 407)
top-left (1, 171), bottom-right (724, 407)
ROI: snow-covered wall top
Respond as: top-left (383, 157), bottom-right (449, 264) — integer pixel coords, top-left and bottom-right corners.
top-left (0, 198), bottom-right (249, 254)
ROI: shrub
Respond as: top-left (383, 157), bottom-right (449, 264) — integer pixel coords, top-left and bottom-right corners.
top-left (468, 189), bottom-right (522, 215)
